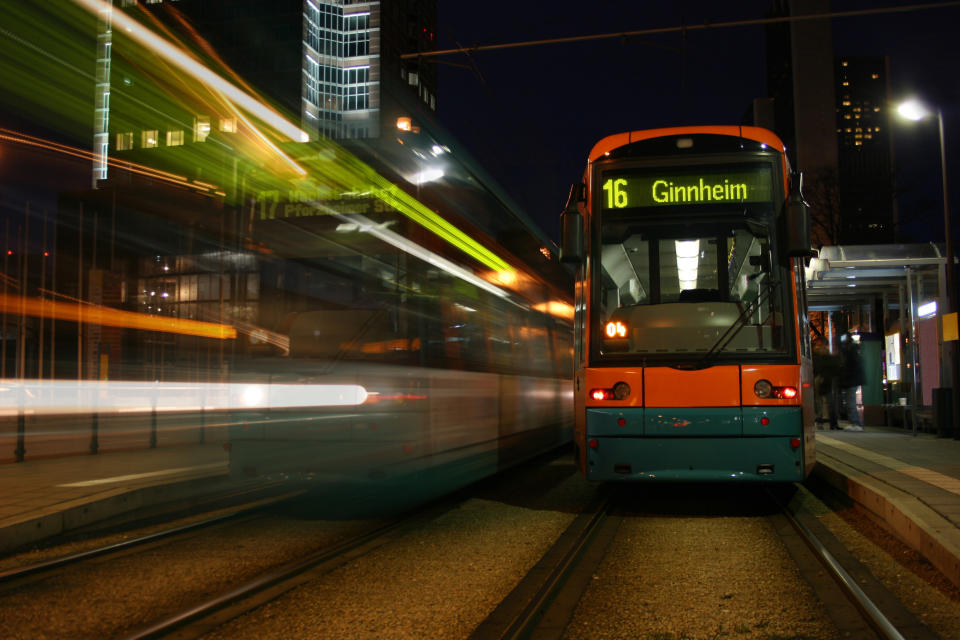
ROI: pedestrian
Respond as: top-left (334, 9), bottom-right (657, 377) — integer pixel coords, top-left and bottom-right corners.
top-left (813, 343), bottom-right (840, 430)
top-left (839, 332), bottom-right (865, 429)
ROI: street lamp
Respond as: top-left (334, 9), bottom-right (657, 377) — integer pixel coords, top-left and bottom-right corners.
top-left (896, 98), bottom-right (958, 436)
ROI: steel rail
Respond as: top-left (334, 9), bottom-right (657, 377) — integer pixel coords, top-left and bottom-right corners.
top-left (773, 489), bottom-right (906, 640)
top-left (469, 493), bottom-right (613, 640)
top-left (118, 504), bottom-right (450, 640)
top-left (0, 488), bottom-right (301, 585)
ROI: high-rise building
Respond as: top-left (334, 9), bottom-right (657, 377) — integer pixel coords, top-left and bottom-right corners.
top-left (834, 56), bottom-right (896, 243)
top-left (92, 0), bottom-right (437, 184)
top-left (763, 1), bottom-right (896, 246)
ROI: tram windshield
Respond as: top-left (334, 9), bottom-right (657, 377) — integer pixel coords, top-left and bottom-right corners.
top-left (595, 219), bottom-right (790, 359)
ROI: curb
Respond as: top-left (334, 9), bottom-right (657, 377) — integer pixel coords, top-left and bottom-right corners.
top-left (811, 457), bottom-right (960, 591)
top-left (0, 473), bottom-right (230, 556)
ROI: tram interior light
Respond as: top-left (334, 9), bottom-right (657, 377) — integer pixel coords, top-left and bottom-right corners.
top-left (675, 239), bottom-right (699, 290)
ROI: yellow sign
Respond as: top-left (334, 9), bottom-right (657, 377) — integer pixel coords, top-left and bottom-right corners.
top-left (944, 311), bottom-right (958, 341)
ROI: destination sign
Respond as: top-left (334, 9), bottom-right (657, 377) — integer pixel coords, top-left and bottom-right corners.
top-left (600, 167), bottom-right (773, 210)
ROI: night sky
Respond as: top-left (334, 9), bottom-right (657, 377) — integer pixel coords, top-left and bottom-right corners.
top-left (434, 0), bottom-right (960, 244)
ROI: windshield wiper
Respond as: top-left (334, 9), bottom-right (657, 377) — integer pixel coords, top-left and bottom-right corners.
top-left (697, 278), bottom-right (782, 368)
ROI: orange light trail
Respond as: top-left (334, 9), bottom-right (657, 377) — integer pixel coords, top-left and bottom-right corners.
top-left (0, 127), bottom-right (223, 196)
top-left (0, 294), bottom-right (237, 340)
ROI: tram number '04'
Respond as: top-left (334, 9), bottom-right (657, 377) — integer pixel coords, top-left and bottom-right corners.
top-left (602, 178), bottom-right (629, 208)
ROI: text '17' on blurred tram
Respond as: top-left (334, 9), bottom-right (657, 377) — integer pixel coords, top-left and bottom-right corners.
top-left (560, 126), bottom-right (816, 482)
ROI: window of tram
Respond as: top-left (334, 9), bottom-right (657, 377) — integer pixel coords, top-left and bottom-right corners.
top-left (597, 224), bottom-right (787, 357)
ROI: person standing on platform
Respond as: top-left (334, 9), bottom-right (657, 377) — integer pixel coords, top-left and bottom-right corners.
top-left (839, 332), bottom-right (865, 430)
top-left (813, 343), bottom-right (841, 430)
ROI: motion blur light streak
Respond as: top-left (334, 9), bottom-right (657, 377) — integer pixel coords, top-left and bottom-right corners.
top-left (0, 128), bottom-right (221, 196)
top-left (72, 0), bottom-right (310, 144)
top-left (0, 294), bottom-right (237, 340)
top-left (0, 380), bottom-right (368, 415)
top-left (332, 212), bottom-right (516, 301)
top-left (533, 300), bottom-right (575, 320)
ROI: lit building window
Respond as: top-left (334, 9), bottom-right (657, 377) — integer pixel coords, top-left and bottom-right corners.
top-left (166, 129), bottom-right (184, 146)
top-left (842, 81), bottom-right (849, 86)
top-left (844, 114), bottom-right (852, 120)
top-left (142, 129), bottom-right (158, 148)
top-left (220, 118), bottom-right (237, 132)
top-left (871, 73), bottom-right (880, 79)
top-left (855, 140), bottom-right (862, 146)
top-left (874, 107), bottom-right (881, 112)
top-left (194, 116), bottom-right (210, 142)
top-left (116, 131), bottom-right (133, 150)
top-left (842, 60), bottom-right (849, 67)
top-left (842, 100), bottom-right (851, 106)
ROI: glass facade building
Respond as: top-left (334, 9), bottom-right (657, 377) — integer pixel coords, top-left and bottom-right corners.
top-left (303, 1), bottom-right (379, 139)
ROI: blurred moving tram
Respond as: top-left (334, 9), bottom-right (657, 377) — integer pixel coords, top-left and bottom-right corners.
top-left (2, 102), bottom-right (573, 498)
top-left (204, 112), bottom-right (575, 488)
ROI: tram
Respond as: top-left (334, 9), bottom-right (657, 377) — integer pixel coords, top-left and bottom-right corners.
top-left (222, 107), bottom-right (575, 491)
top-left (560, 126), bottom-right (815, 482)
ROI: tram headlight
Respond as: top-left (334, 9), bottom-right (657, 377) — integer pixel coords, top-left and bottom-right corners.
top-left (590, 382), bottom-right (631, 402)
top-left (754, 380), bottom-right (799, 400)
top-left (612, 382), bottom-right (631, 400)
top-left (754, 379), bottom-right (773, 398)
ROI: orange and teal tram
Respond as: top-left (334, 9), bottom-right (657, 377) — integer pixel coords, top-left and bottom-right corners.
top-left (560, 126), bottom-right (816, 482)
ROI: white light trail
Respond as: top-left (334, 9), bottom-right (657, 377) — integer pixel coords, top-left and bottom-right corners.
top-left (0, 380), bottom-right (368, 415)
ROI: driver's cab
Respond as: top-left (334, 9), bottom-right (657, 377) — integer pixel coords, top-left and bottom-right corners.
top-left (597, 223), bottom-right (785, 359)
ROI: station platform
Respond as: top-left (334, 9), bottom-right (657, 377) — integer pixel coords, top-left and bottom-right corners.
top-left (812, 425), bottom-right (960, 590)
top-left (1, 428), bottom-right (959, 593)
top-left (0, 443), bottom-right (230, 555)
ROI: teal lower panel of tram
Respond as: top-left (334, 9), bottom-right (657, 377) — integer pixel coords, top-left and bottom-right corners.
top-left (585, 406), bottom-right (804, 482)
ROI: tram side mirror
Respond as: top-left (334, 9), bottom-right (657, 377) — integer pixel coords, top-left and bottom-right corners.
top-left (783, 172), bottom-right (815, 258)
top-left (560, 183), bottom-right (586, 264)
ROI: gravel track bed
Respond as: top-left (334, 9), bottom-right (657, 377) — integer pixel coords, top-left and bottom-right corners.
top-left (563, 496), bottom-right (839, 640)
top-left (203, 457), bottom-right (596, 639)
top-left (797, 485), bottom-right (960, 638)
top-left (0, 515), bottom-right (376, 640)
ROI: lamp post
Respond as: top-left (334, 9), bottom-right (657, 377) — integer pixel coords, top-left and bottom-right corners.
top-left (897, 99), bottom-right (958, 436)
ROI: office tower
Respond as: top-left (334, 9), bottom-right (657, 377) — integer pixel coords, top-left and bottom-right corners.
top-left (835, 56), bottom-right (896, 243)
top-left (92, 0), bottom-right (437, 183)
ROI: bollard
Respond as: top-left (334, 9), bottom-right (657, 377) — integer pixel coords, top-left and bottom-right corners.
top-left (15, 412), bottom-right (25, 462)
top-left (932, 387), bottom-right (954, 438)
top-left (150, 407), bottom-right (158, 448)
top-left (90, 412), bottom-right (99, 454)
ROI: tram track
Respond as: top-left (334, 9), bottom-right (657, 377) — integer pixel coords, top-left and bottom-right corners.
top-left (118, 505), bottom-right (450, 640)
top-left (0, 484), bottom-right (305, 586)
top-left (472, 484), bottom-right (937, 640)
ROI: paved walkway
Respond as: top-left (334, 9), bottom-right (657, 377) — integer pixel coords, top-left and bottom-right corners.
top-left (0, 443), bottom-right (229, 554)
top-left (813, 425), bottom-right (960, 590)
